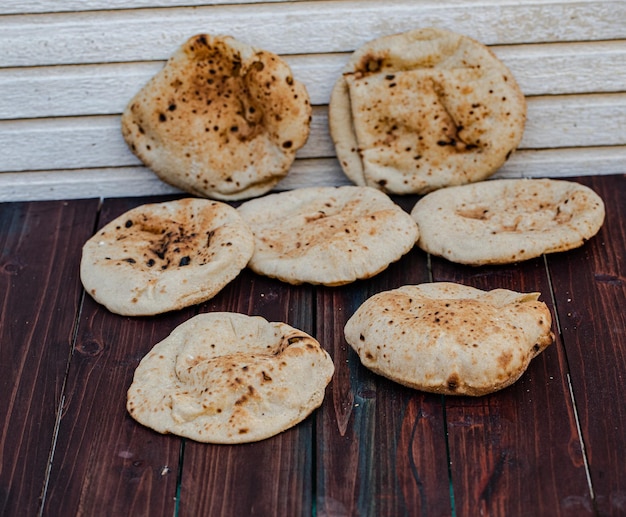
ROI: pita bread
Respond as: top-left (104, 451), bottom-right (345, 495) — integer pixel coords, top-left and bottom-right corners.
top-left (121, 33), bottom-right (311, 201)
top-left (237, 186), bottom-right (419, 286)
top-left (344, 282), bottom-right (554, 396)
top-left (411, 178), bottom-right (606, 265)
top-left (127, 312), bottom-right (334, 443)
top-left (329, 27), bottom-right (526, 194)
top-left (80, 198), bottom-right (254, 316)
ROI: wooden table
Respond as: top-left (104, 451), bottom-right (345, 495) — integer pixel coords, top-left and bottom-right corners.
top-left (1, 174), bottom-right (624, 516)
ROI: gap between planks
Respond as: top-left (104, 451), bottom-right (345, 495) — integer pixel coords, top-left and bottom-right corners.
top-left (542, 254), bottom-right (595, 505)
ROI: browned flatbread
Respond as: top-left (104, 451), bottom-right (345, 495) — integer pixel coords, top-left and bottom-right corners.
top-left (80, 198), bottom-right (254, 316)
top-left (329, 27), bottom-right (526, 194)
top-left (237, 186), bottom-right (419, 286)
top-left (344, 282), bottom-right (554, 396)
top-left (410, 178), bottom-right (606, 265)
top-left (121, 33), bottom-right (311, 201)
top-left (127, 312), bottom-right (334, 444)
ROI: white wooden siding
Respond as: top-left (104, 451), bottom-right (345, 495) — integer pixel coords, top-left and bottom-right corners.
top-left (1, 0), bottom-right (625, 202)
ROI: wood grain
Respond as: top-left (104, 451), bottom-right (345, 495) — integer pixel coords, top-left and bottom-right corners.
top-left (178, 270), bottom-right (316, 517)
top-left (546, 174), bottom-right (626, 516)
top-left (42, 196), bottom-right (189, 516)
top-left (316, 216), bottom-right (453, 516)
top-left (430, 257), bottom-right (593, 516)
top-left (0, 199), bottom-right (98, 516)
top-left (0, 175), bottom-right (624, 516)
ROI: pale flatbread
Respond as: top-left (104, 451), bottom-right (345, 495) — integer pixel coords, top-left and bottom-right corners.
top-left (127, 312), bottom-right (334, 443)
top-left (344, 282), bottom-right (554, 396)
top-left (237, 186), bottom-right (419, 286)
top-left (121, 33), bottom-right (311, 201)
top-left (329, 27), bottom-right (526, 194)
top-left (80, 198), bottom-right (254, 316)
top-left (411, 178), bottom-right (605, 265)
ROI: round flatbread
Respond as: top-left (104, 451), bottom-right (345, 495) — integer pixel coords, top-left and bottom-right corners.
top-left (121, 33), bottom-right (311, 201)
top-left (237, 186), bottom-right (419, 286)
top-left (329, 27), bottom-right (526, 195)
top-left (127, 312), bottom-right (334, 443)
top-left (80, 198), bottom-right (254, 316)
top-left (410, 178), bottom-right (605, 265)
top-left (344, 282), bottom-right (554, 396)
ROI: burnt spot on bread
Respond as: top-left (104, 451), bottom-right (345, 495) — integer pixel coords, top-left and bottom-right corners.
top-left (205, 230), bottom-right (215, 247)
top-left (194, 34), bottom-right (209, 48)
top-left (446, 374), bottom-right (460, 392)
top-left (365, 57), bottom-right (383, 74)
top-left (110, 208), bottom-right (225, 273)
top-left (303, 211), bottom-right (327, 225)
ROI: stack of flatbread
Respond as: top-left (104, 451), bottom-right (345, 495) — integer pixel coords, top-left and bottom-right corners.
top-left (329, 27), bottom-right (527, 195)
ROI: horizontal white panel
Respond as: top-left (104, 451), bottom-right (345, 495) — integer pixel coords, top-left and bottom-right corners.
top-left (522, 93), bottom-right (626, 148)
top-left (0, 54), bottom-right (346, 118)
top-left (497, 146), bottom-right (626, 178)
top-left (0, 159), bottom-right (348, 202)
top-left (0, 0), bottom-right (302, 15)
top-left (0, 106), bottom-right (330, 172)
top-left (2, 41), bottom-right (625, 120)
top-left (2, 1), bottom-right (624, 67)
top-left (2, 94), bottom-right (625, 172)
top-left (0, 147), bottom-right (623, 202)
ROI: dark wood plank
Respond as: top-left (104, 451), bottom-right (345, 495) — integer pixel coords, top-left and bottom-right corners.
top-left (546, 174), bottom-right (626, 516)
top-left (0, 198), bottom-right (99, 517)
top-left (316, 232), bottom-right (454, 517)
top-left (178, 269), bottom-right (316, 517)
top-left (43, 196), bottom-right (190, 516)
top-left (431, 242), bottom-right (594, 514)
